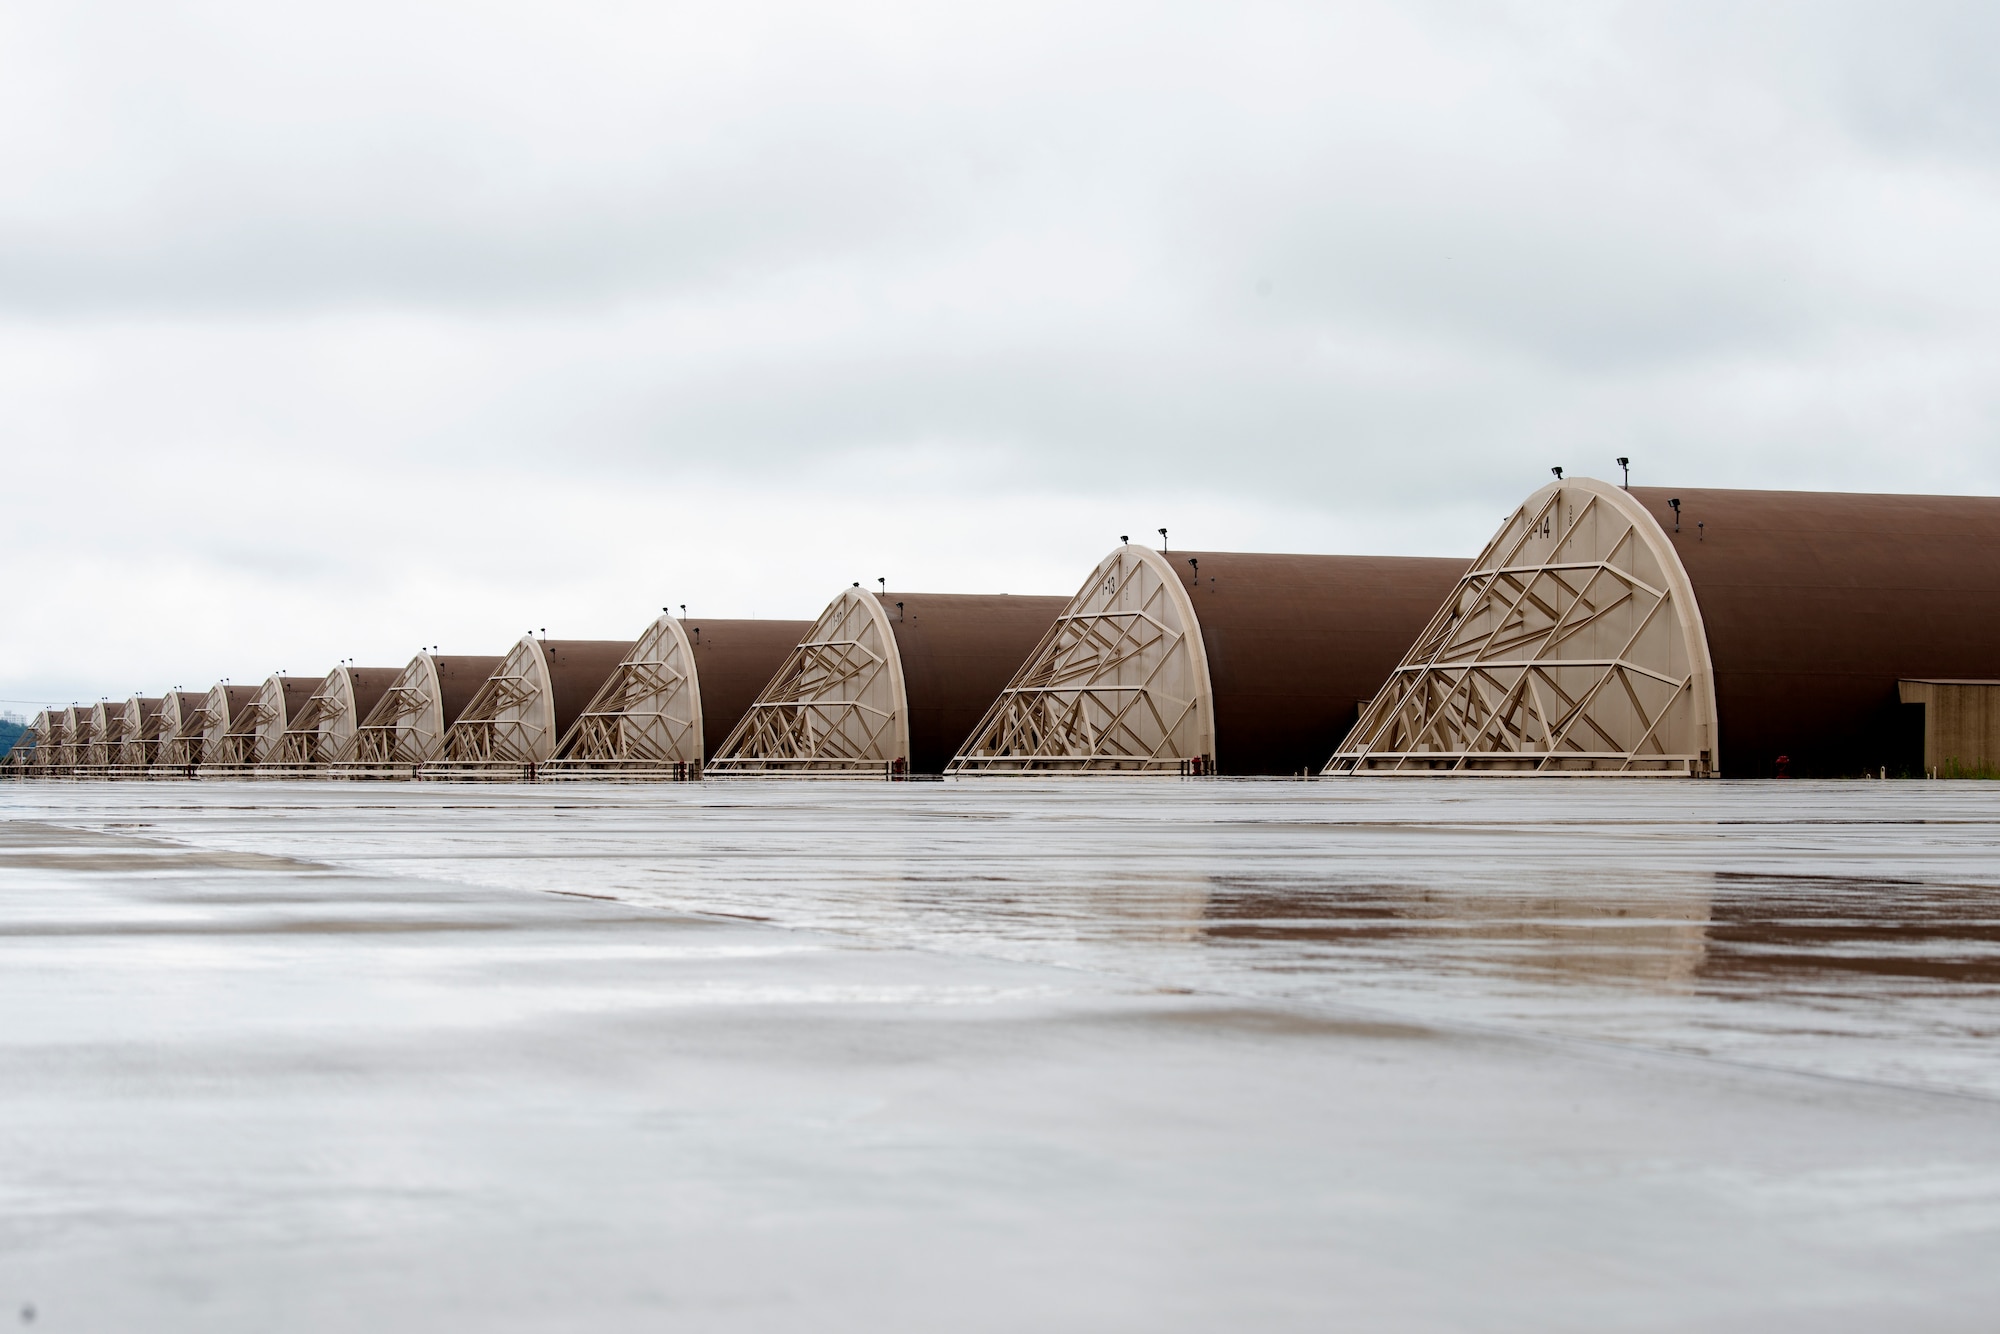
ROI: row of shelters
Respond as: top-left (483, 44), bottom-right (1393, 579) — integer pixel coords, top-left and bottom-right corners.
top-left (10, 479), bottom-right (2000, 779)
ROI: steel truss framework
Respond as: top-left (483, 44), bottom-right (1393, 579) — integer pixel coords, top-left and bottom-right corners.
top-left (438, 638), bottom-right (555, 768)
top-left (155, 704), bottom-right (194, 767)
top-left (193, 685), bottom-right (246, 768)
top-left (542, 616), bottom-right (702, 775)
top-left (204, 677), bottom-right (320, 773)
top-left (1327, 478), bottom-right (1718, 776)
top-left (276, 672), bottom-right (361, 768)
top-left (86, 702), bottom-right (130, 770)
top-left (346, 657), bottom-right (449, 770)
top-left (156, 692), bottom-right (215, 768)
top-left (118, 698), bottom-right (164, 769)
top-left (208, 710), bottom-right (259, 768)
top-left (948, 545), bottom-right (1215, 774)
top-left (56, 708), bottom-right (93, 772)
top-left (209, 681), bottom-right (278, 769)
top-left (28, 712), bottom-right (62, 775)
top-left (707, 590), bottom-right (908, 774)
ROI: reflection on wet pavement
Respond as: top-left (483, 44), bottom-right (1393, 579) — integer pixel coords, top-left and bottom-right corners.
top-left (6, 784), bottom-right (2000, 1328)
top-left (10, 779), bottom-right (2000, 1096)
top-left (1704, 873), bottom-right (2000, 985)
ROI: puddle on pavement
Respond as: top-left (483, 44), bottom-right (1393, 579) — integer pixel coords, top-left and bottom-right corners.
top-left (6, 787), bottom-right (2000, 1095)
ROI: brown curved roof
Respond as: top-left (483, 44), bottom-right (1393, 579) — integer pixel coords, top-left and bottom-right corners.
top-left (160, 690), bottom-right (205, 727)
top-left (684, 619), bottom-right (814, 759)
top-left (1631, 486), bottom-right (2000, 777)
top-left (208, 687), bottom-right (262, 762)
top-left (216, 686), bottom-right (260, 718)
top-left (540, 641), bottom-right (637, 740)
top-left (343, 668), bottom-right (403, 723)
top-left (883, 592), bottom-right (1070, 773)
top-left (432, 656), bottom-right (506, 728)
top-left (1171, 551), bottom-right (1469, 775)
top-left (276, 676), bottom-right (325, 726)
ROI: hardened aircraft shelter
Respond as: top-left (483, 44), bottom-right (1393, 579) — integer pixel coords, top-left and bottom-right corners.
top-left (343, 654), bottom-right (504, 771)
top-left (708, 590), bottom-right (1068, 775)
top-left (117, 697), bottom-right (165, 769)
top-left (86, 701), bottom-right (128, 770)
top-left (57, 706), bottom-right (90, 772)
top-left (433, 638), bottom-right (634, 775)
top-left (1328, 478), bottom-right (2000, 777)
top-left (153, 690), bottom-right (220, 769)
top-left (273, 666), bottom-right (402, 768)
top-left (950, 547), bottom-right (1466, 775)
top-left (45, 709), bottom-right (70, 773)
top-left (183, 684), bottom-right (260, 769)
top-left (541, 615), bottom-right (812, 777)
top-left (35, 710), bottom-right (63, 773)
top-left (40, 708), bottom-right (75, 773)
top-left (205, 675), bottom-right (324, 771)
top-left (77, 705), bottom-right (110, 769)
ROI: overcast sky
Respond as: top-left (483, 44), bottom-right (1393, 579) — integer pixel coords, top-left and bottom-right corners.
top-left (6, 0), bottom-right (1999, 709)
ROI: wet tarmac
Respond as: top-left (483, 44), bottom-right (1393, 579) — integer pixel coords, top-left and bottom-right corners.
top-left (4, 779), bottom-right (2000, 1329)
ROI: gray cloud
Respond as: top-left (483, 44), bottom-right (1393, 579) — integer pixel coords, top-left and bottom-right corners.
top-left (5, 0), bottom-right (2000, 702)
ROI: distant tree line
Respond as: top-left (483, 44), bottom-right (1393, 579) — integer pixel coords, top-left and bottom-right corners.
top-left (0, 719), bottom-right (26, 756)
